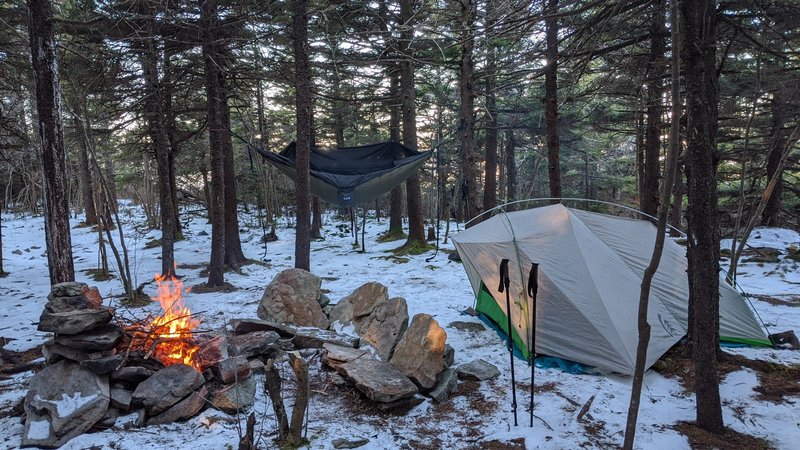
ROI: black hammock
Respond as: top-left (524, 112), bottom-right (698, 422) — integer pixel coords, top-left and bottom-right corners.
top-left (256, 140), bottom-right (432, 207)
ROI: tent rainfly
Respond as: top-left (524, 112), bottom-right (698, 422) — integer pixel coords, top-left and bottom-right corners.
top-left (451, 204), bottom-right (771, 375)
top-left (257, 140), bottom-right (432, 208)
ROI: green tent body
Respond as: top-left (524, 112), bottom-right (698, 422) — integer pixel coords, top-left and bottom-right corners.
top-left (451, 204), bottom-right (770, 375)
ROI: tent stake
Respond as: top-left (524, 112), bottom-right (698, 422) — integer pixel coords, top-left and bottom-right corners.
top-left (527, 262), bottom-right (539, 427)
top-left (499, 258), bottom-right (517, 426)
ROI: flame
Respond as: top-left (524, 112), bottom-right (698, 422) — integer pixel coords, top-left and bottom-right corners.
top-left (150, 272), bottom-right (201, 371)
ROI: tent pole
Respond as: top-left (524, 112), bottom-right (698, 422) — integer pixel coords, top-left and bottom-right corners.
top-left (499, 258), bottom-right (517, 426)
top-left (527, 262), bottom-right (539, 427)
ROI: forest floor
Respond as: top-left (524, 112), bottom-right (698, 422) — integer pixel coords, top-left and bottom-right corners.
top-left (1, 203), bottom-right (799, 449)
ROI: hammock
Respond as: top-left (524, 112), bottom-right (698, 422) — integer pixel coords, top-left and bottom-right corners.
top-left (256, 140), bottom-right (432, 207)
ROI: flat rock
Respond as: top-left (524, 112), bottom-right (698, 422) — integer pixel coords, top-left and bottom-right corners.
top-left (428, 368), bottom-right (458, 403)
top-left (44, 292), bottom-right (102, 313)
top-left (293, 328), bottom-right (359, 349)
top-left (111, 366), bottom-right (154, 383)
top-left (110, 387), bottom-right (133, 411)
top-left (213, 355), bottom-right (252, 384)
top-left (208, 376), bottom-right (257, 413)
top-left (457, 359), bottom-right (500, 381)
top-left (358, 297), bottom-right (408, 361)
top-left (38, 307), bottom-right (114, 335)
top-left (448, 321), bottom-right (486, 332)
top-left (389, 313), bottom-right (447, 389)
top-left (343, 282), bottom-right (388, 321)
top-left (80, 354), bottom-right (124, 375)
top-left (322, 344), bottom-right (376, 370)
top-left (257, 268), bottom-right (329, 329)
top-left (229, 318), bottom-right (296, 337)
top-left (50, 282), bottom-right (89, 298)
top-left (91, 408), bottom-right (119, 431)
top-left (132, 364), bottom-right (205, 415)
top-left (443, 345), bottom-right (455, 369)
top-left (339, 359), bottom-right (418, 403)
top-left (55, 324), bottom-right (123, 351)
top-left (43, 341), bottom-right (91, 363)
top-left (23, 360), bottom-right (109, 448)
top-left (147, 385), bottom-right (208, 426)
top-left (327, 300), bottom-right (354, 328)
top-left (375, 394), bottom-right (426, 412)
top-left (227, 331), bottom-right (280, 358)
top-left (332, 437), bottom-right (370, 449)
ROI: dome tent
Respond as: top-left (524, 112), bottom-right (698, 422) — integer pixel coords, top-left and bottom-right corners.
top-left (451, 203), bottom-right (770, 375)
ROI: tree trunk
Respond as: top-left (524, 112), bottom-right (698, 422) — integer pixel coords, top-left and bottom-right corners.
top-left (26, 0), bottom-right (75, 284)
top-left (0, 203), bottom-right (5, 275)
top-left (292, 0), bottom-right (312, 270)
top-left (681, 0), bottom-right (724, 434)
top-left (287, 352), bottom-right (309, 446)
top-left (201, 0), bottom-right (226, 287)
top-left (641, 0), bottom-right (666, 218)
top-left (221, 82), bottom-right (246, 269)
top-left (400, 0), bottom-right (426, 247)
top-left (670, 163), bottom-right (684, 236)
top-left (506, 129), bottom-right (517, 204)
top-left (458, 0), bottom-right (480, 223)
top-left (761, 95), bottom-right (786, 226)
top-left (482, 0), bottom-right (498, 216)
top-left (74, 99), bottom-right (97, 226)
top-left (545, 0), bottom-right (562, 200)
top-left (388, 67), bottom-right (404, 236)
top-left (311, 195), bottom-right (322, 239)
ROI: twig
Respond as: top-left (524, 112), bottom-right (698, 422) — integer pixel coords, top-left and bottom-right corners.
top-left (577, 395), bottom-right (595, 422)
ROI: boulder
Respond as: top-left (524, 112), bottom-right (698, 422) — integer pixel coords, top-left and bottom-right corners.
top-left (22, 360), bottom-right (110, 448)
top-left (55, 324), bottom-right (123, 351)
top-left (293, 328), bottom-right (359, 349)
top-left (229, 318), bottom-right (296, 337)
top-left (327, 300), bottom-right (354, 328)
top-left (227, 331), bottom-right (280, 358)
top-left (443, 345), bottom-right (455, 369)
top-left (343, 282), bottom-right (388, 321)
top-left (389, 314), bottom-right (447, 389)
top-left (338, 359), bottom-right (418, 403)
top-left (256, 269), bottom-right (329, 329)
top-left (358, 297), bottom-right (409, 361)
top-left (457, 359), bottom-right (500, 381)
top-left (428, 368), bottom-right (458, 403)
top-left (80, 354), bottom-right (124, 375)
top-left (110, 387), bottom-right (133, 411)
top-left (132, 364), bottom-right (205, 415)
top-left (147, 385), bottom-right (208, 426)
top-left (38, 308), bottom-right (113, 335)
top-left (208, 376), bottom-right (257, 413)
top-left (111, 366), bottom-right (154, 383)
top-left (44, 293), bottom-right (102, 313)
top-left (50, 282), bottom-right (89, 298)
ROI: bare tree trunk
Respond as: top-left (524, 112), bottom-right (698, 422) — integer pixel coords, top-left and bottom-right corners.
top-left (681, 0), bottom-right (724, 433)
top-left (0, 204), bottom-right (5, 275)
top-left (623, 2), bottom-right (681, 446)
top-left (641, 0), bottom-right (666, 218)
top-left (545, 0), bottom-right (562, 200)
top-left (483, 0), bottom-right (498, 216)
top-left (506, 130), bottom-right (517, 204)
top-left (74, 98), bottom-right (97, 225)
top-left (293, 0), bottom-right (312, 270)
top-left (388, 67), bottom-right (404, 236)
top-left (221, 85), bottom-right (247, 269)
top-left (311, 196), bottom-right (322, 239)
top-left (761, 95), bottom-right (787, 226)
top-left (202, 0), bottom-right (226, 287)
top-left (287, 352), bottom-right (308, 446)
top-left (400, 0), bottom-right (426, 247)
top-left (264, 359), bottom-right (289, 441)
top-left (670, 163), bottom-right (684, 236)
top-left (26, 0), bottom-right (75, 284)
top-left (457, 0), bottom-right (480, 223)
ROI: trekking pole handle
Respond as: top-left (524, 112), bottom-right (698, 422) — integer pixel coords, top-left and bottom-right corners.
top-left (527, 263), bottom-right (539, 298)
top-left (498, 259), bottom-right (510, 292)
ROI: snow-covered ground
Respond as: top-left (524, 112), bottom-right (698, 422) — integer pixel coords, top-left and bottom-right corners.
top-left (1, 204), bottom-right (798, 449)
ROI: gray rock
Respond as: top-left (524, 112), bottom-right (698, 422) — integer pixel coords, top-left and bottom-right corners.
top-left (332, 437), bottom-right (370, 449)
top-left (339, 359), bottom-right (418, 403)
top-left (443, 345), bottom-right (455, 369)
top-left (448, 320), bottom-right (486, 332)
top-left (457, 358), bottom-right (500, 381)
top-left (213, 355), bottom-right (252, 384)
top-left (209, 376), bottom-right (257, 413)
top-left (322, 343), bottom-right (376, 370)
top-left (389, 314), bottom-right (447, 389)
top-left (80, 354), bottom-right (124, 375)
top-left (92, 408), bottom-right (119, 431)
top-left (111, 366), bottom-right (154, 383)
top-left (229, 318), bottom-right (296, 337)
top-left (318, 293), bottom-right (331, 308)
top-left (147, 385), bottom-right (208, 426)
top-left (327, 300), bottom-right (354, 328)
top-left (132, 364), bottom-right (205, 415)
top-left (51, 282), bottom-right (89, 298)
top-left (447, 250), bottom-right (461, 262)
top-left (38, 307), bottom-right (114, 335)
top-left (343, 282), bottom-right (388, 320)
top-left (256, 269), bottom-right (330, 329)
top-left (375, 393), bottom-right (426, 412)
top-left (293, 328), bottom-right (359, 349)
top-left (227, 331), bottom-right (280, 358)
top-left (44, 293), bottom-right (102, 313)
top-left (55, 324), bottom-right (123, 351)
top-left (22, 360), bottom-right (110, 448)
top-left (43, 341), bottom-right (91, 363)
top-left (358, 297), bottom-right (409, 361)
top-left (428, 368), bottom-right (458, 403)
top-left (110, 387), bottom-right (133, 411)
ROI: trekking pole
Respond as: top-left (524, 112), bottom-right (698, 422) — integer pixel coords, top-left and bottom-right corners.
top-left (499, 258), bottom-right (517, 426)
top-left (527, 262), bottom-right (539, 427)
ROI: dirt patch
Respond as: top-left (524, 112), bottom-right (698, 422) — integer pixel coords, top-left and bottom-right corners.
top-left (673, 421), bottom-right (773, 449)
top-left (191, 282), bottom-right (238, 294)
top-left (1, 343), bottom-right (44, 383)
top-left (751, 294), bottom-right (800, 307)
top-left (654, 344), bottom-right (800, 403)
top-left (466, 437), bottom-right (526, 449)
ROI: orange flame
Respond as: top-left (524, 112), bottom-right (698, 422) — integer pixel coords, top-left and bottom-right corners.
top-left (150, 272), bottom-right (201, 371)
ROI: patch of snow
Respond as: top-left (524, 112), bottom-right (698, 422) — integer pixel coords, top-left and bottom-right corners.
top-left (35, 392), bottom-right (99, 417)
top-left (26, 420), bottom-right (50, 440)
